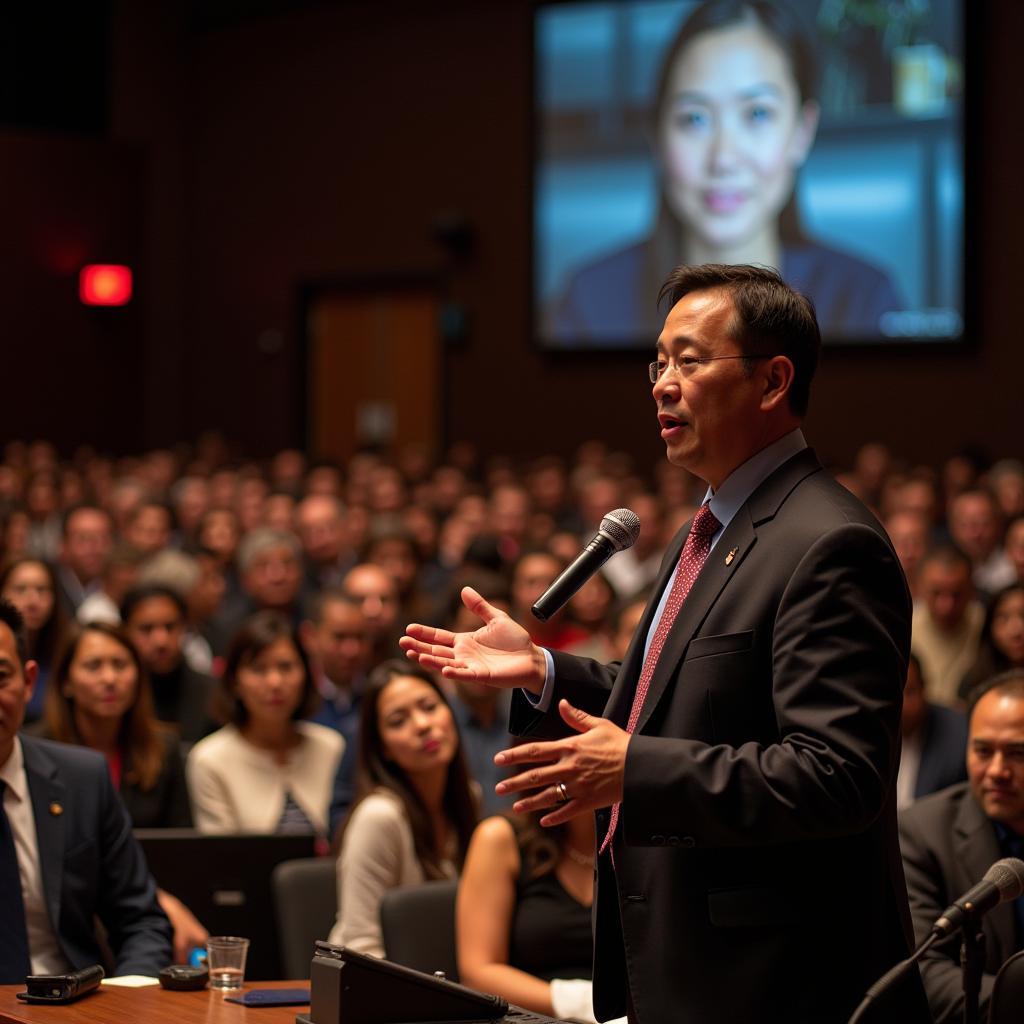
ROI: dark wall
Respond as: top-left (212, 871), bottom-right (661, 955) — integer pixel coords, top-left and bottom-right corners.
top-left (7, 1), bottom-right (1023, 471)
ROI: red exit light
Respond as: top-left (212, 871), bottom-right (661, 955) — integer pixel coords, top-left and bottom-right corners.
top-left (80, 264), bottom-right (133, 306)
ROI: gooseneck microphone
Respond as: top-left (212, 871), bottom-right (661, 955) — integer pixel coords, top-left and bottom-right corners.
top-left (531, 509), bottom-right (641, 622)
top-left (931, 856), bottom-right (1024, 938)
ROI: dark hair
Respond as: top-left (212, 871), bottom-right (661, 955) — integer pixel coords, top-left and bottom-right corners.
top-left (658, 263), bottom-right (820, 415)
top-left (0, 598), bottom-right (28, 665)
top-left (965, 667), bottom-right (1024, 717)
top-left (48, 622), bottom-right (169, 791)
top-left (0, 557), bottom-right (67, 670)
top-left (509, 811), bottom-right (568, 882)
top-left (646, 1), bottom-right (819, 312)
top-left (61, 503), bottom-right (113, 537)
top-left (305, 587), bottom-right (361, 626)
top-left (340, 659), bottom-right (478, 878)
top-left (217, 611), bottom-right (318, 725)
top-left (959, 583), bottom-right (1024, 701)
top-left (120, 583), bottom-right (188, 624)
top-left (917, 542), bottom-right (973, 577)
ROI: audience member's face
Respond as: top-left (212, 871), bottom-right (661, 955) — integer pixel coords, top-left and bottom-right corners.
top-left (898, 479), bottom-right (938, 524)
top-left (244, 545), bottom-right (302, 610)
top-left (2, 562), bottom-right (55, 632)
top-left (569, 574), bottom-right (614, 629)
top-left (65, 631), bottom-right (138, 724)
top-left (901, 660), bottom-right (927, 737)
top-left (919, 560), bottom-right (973, 632)
top-left (125, 595), bottom-right (185, 675)
top-left (263, 493), bottom-right (296, 533)
top-left (967, 689), bottom-right (1024, 836)
top-left (512, 554), bottom-right (562, 617)
top-left (368, 538), bottom-right (418, 596)
top-left (885, 512), bottom-right (929, 584)
top-left (0, 623), bottom-right (36, 764)
top-left (343, 565), bottom-right (399, 636)
top-left (189, 555), bottom-right (226, 623)
top-left (305, 465), bottom-right (343, 498)
top-left (235, 636), bottom-right (306, 727)
top-left (1006, 520), bottom-right (1024, 582)
top-left (296, 496), bottom-right (346, 565)
top-left (949, 493), bottom-right (1001, 563)
top-left (306, 599), bottom-right (369, 685)
top-left (62, 509), bottom-right (113, 583)
top-left (377, 676), bottom-right (457, 778)
top-left (199, 509), bottom-right (240, 562)
top-left (126, 505), bottom-right (173, 555)
top-left (991, 591), bottom-right (1024, 666)
top-left (993, 472), bottom-right (1024, 521)
top-left (490, 487), bottom-right (531, 541)
top-left (174, 477), bottom-right (209, 536)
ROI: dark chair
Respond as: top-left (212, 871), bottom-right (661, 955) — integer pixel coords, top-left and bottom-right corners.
top-left (271, 857), bottom-right (338, 979)
top-left (989, 950), bottom-right (1024, 1024)
top-left (380, 879), bottom-right (459, 982)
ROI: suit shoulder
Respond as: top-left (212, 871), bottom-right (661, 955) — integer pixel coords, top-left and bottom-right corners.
top-left (901, 781), bottom-right (971, 835)
top-left (20, 734), bottom-right (108, 777)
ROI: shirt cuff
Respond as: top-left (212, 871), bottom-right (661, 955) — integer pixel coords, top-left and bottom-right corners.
top-left (522, 649), bottom-right (555, 712)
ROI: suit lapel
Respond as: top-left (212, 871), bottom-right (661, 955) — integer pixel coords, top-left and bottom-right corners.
top-left (630, 448), bottom-right (822, 735)
top-left (21, 739), bottom-right (67, 933)
top-left (953, 792), bottom-right (1016, 958)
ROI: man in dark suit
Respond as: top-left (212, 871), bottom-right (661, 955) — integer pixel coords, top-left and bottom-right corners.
top-left (0, 600), bottom-right (171, 984)
top-left (402, 265), bottom-right (927, 1022)
top-left (900, 670), bottom-right (1024, 1023)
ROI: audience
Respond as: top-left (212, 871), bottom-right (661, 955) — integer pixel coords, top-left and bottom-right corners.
top-left (186, 612), bottom-right (343, 836)
top-left (0, 600), bottom-right (172, 981)
top-left (900, 670), bottom-right (1024, 1023)
top-left (3, 433), bottom-right (1023, 994)
top-left (327, 660), bottom-right (477, 958)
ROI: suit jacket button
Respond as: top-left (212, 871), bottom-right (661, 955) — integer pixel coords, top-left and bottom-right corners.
top-left (681, 836), bottom-right (696, 848)
top-left (651, 835), bottom-right (665, 846)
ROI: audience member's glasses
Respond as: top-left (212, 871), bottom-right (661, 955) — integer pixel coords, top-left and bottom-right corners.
top-left (648, 354), bottom-right (772, 383)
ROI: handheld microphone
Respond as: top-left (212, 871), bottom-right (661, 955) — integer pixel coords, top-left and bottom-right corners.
top-left (531, 509), bottom-right (641, 622)
top-left (931, 857), bottom-right (1024, 939)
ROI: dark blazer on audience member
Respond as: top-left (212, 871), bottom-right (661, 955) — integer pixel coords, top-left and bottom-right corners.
top-left (900, 782), bottom-right (1020, 1023)
top-left (914, 703), bottom-right (969, 801)
top-left (20, 734), bottom-right (172, 975)
top-left (120, 731), bottom-right (193, 829)
top-left (511, 449), bottom-right (928, 1023)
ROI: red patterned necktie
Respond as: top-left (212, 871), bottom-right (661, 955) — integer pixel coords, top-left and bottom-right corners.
top-left (599, 502), bottom-right (721, 854)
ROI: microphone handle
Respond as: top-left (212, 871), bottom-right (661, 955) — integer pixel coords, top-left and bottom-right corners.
top-left (531, 536), bottom-right (614, 622)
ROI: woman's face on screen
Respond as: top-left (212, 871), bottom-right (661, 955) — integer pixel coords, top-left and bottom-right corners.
top-left (658, 20), bottom-right (818, 252)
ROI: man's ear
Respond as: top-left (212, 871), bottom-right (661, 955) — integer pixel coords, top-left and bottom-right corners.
top-left (23, 659), bottom-right (39, 706)
top-left (760, 356), bottom-right (795, 412)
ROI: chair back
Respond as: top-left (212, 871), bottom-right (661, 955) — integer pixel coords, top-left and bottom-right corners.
top-left (989, 949), bottom-right (1024, 1024)
top-left (271, 857), bottom-right (338, 979)
top-left (380, 879), bottom-right (459, 981)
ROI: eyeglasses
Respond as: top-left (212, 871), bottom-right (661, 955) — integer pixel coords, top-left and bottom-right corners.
top-left (648, 354), bottom-right (772, 383)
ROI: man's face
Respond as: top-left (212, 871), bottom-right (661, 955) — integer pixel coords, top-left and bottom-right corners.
top-left (125, 595), bottom-right (186, 675)
top-left (1005, 519), bottom-right (1024, 582)
top-left (126, 505), bottom-right (172, 555)
top-left (949, 494), bottom-right (1000, 563)
top-left (61, 509), bottom-right (114, 583)
top-left (967, 689), bottom-right (1024, 835)
top-left (512, 553), bottom-right (561, 617)
top-left (307, 600), bottom-right (370, 685)
top-left (919, 560), bottom-right (973, 632)
top-left (0, 623), bottom-right (36, 765)
top-left (886, 512), bottom-right (928, 583)
top-left (652, 290), bottom-right (778, 489)
top-left (296, 497), bottom-right (346, 565)
top-left (244, 546), bottom-right (302, 610)
top-left (342, 565), bottom-right (399, 636)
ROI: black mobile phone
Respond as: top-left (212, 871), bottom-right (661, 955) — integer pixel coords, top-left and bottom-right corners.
top-left (15, 964), bottom-right (105, 1004)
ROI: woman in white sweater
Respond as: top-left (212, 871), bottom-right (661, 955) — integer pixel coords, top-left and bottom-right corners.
top-left (186, 611), bottom-right (343, 838)
top-left (327, 660), bottom-right (477, 957)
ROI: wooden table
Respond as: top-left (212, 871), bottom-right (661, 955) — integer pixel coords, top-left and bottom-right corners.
top-left (0, 979), bottom-right (310, 1024)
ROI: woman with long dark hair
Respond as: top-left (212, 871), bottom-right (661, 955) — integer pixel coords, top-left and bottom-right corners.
top-left (327, 659), bottom-right (478, 957)
top-left (959, 582), bottom-right (1024, 701)
top-left (1, 557), bottom-right (68, 722)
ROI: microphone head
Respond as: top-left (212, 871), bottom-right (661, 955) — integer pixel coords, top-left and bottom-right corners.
top-left (598, 508), bottom-right (641, 552)
top-left (984, 857), bottom-right (1024, 901)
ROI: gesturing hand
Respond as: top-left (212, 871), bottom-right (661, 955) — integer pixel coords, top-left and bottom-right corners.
top-left (494, 699), bottom-right (630, 827)
top-left (399, 586), bottom-right (548, 694)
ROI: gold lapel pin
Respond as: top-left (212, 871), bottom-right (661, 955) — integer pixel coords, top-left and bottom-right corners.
top-left (49, 802), bottom-right (64, 816)
top-left (724, 547), bottom-right (738, 566)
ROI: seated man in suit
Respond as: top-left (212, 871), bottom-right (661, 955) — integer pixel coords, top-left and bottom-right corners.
top-left (0, 599), bottom-right (171, 984)
top-left (900, 669), bottom-right (1024, 1023)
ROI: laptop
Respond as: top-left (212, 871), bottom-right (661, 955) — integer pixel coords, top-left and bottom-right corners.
top-left (135, 829), bottom-right (319, 979)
